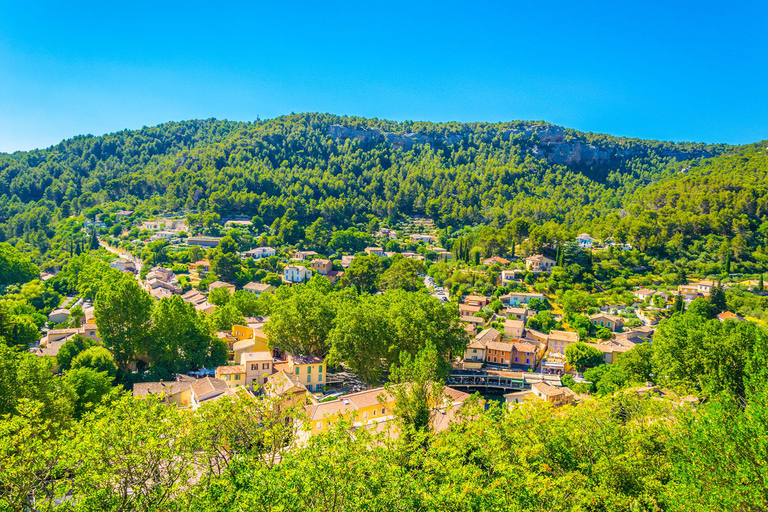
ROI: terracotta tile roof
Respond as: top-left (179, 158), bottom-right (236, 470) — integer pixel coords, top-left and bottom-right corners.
top-left (486, 340), bottom-right (514, 352)
top-left (216, 365), bottom-right (245, 375)
top-left (548, 330), bottom-right (579, 343)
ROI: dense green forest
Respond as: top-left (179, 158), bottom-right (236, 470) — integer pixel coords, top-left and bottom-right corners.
top-left (4, 113), bottom-right (765, 271)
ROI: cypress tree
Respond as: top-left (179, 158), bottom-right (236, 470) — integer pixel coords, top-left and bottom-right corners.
top-left (511, 240), bottom-right (515, 258)
top-left (725, 252), bottom-right (731, 274)
top-left (759, 275), bottom-right (764, 292)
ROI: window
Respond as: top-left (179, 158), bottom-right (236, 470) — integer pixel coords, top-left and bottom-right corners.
top-left (514, 357), bottom-right (518, 362)
top-left (493, 357), bottom-right (497, 363)
top-left (262, 363), bottom-right (269, 369)
top-left (318, 365), bottom-right (323, 373)
top-left (251, 364), bottom-right (257, 370)
top-left (307, 366), bottom-right (312, 374)
top-left (235, 374), bottom-right (240, 380)
top-left (526, 359), bottom-right (530, 364)
top-left (307, 375), bottom-right (311, 383)
top-left (317, 421), bottom-right (322, 430)
top-left (295, 367), bottom-right (300, 375)
top-left (382, 407), bottom-right (386, 415)
top-left (363, 411), bottom-right (368, 419)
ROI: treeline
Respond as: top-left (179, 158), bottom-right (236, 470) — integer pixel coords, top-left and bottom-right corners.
top-left (2, 113), bottom-right (751, 266)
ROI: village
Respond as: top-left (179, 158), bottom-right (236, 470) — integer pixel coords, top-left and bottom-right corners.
top-left (26, 212), bottom-right (759, 441)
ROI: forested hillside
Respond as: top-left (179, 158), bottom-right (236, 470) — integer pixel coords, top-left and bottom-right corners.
top-left (0, 113), bottom-right (745, 259)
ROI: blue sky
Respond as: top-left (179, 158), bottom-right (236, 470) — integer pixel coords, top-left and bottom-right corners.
top-left (1, 1), bottom-right (766, 152)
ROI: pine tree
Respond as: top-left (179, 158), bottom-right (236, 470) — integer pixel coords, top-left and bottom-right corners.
top-left (89, 229), bottom-right (99, 251)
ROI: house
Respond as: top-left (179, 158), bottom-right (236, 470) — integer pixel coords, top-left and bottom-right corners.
top-left (243, 246), bottom-right (276, 260)
top-left (503, 318), bottom-right (525, 339)
top-left (340, 255), bottom-right (355, 268)
top-left (504, 390), bottom-right (535, 408)
top-left (273, 354), bottom-right (325, 393)
top-left (243, 282), bottom-right (275, 298)
top-left (410, 233), bottom-right (437, 244)
top-left (30, 323), bottom-right (101, 359)
top-left (431, 248), bottom-right (452, 262)
top-left (585, 341), bottom-right (632, 365)
top-left (511, 341), bottom-right (538, 369)
top-left (717, 311), bottom-right (744, 322)
top-left (283, 265), bottom-right (312, 284)
top-left (504, 307), bottom-right (532, 322)
top-left (499, 291), bottom-right (545, 306)
top-left (375, 228), bottom-right (398, 239)
top-left (531, 382), bottom-right (575, 406)
top-left (483, 256), bottom-right (510, 266)
top-left (465, 295), bottom-right (490, 308)
top-left (500, 269), bottom-right (523, 284)
top-left (209, 281), bottom-right (236, 294)
top-left (48, 308), bottom-right (70, 325)
top-left (463, 328), bottom-right (501, 364)
top-left (364, 247), bottom-right (384, 257)
top-left (525, 254), bottom-right (556, 273)
top-left (181, 289), bottom-right (209, 306)
top-left (693, 280), bottom-right (718, 294)
top-left (231, 325), bottom-right (270, 362)
top-left (240, 351), bottom-right (274, 386)
top-left (264, 370), bottom-right (315, 408)
top-left (187, 237), bottom-right (221, 247)
top-left (215, 365), bottom-right (246, 389)
top-left (401, 252), bottom-right (426, 261)
top-left (311, 258), bottom-right (333, 276)
top-left (589, 313), bottom-right (624, 332)
top-left (305, 385), bottom-right (470, 438)
top-left (678, 281), bottom-right (716, 301)
top-left (459, 304), bottom-right (483, 318)
top-left (485, 340), bottom-right (514, 366)
top-left (576, 233), bottom-right (595, 249)
top-left (115, 210), bottom-right (133, 221)
top-left (189, 260), bottom-right (211, 276)
top-left (325, 270), bottom-right (344, 285)
top-left (306, 387), bottom-right (396, 436)
top-left (133, 376), bottom-right (231, 409)
top-left (110, 258), bottom-right (136, 273)
top-left (547, 330), bottom-right (579, 356)
top-left (294, 251), bottom-right (319, 261)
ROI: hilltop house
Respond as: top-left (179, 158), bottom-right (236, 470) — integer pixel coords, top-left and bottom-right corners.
top-left (243, 282), bottom-right (275, 298)
top-left (364, 247), bottom-right (385, 257)
top-left (589, 313), bottom-right (624, 332)
top-left (576, 233), bottom-right (595, 249)
top-left (284, 265), bottom-right (312, 284)
top-left (525, 254), bottom-right (556, 273)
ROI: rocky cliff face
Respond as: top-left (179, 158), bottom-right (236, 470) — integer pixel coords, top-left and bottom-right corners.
top-left (328, 123), bottom-right (716, 167)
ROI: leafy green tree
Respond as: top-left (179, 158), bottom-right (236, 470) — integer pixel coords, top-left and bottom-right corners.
top-left (341, 254), bottom-right (381, 293)
top-left (386, 343), bottom-right (446, 438)
top-left (94, 275), bottom-right (153, 370)
top-left (708, 285), bottom-right (727, 314)
top-left (230, 290), bottom-right (259, 317)
top-left (379, 257), bottom-right (425, 292)
top-left (265, 277), bottom-right (337, 356)
top-left (0, 343), bottom-right (75, 423)
top-left (0, 243), bottom-right (40, 286)
top-left (151, 295), bottom-right (226, 374)
top-left (687, 297), bottom-right (713, 319)
top-left (64, 395), bottom-right (196, 512)
top-left (63, 367), bottom-right (116, 418)
top-left (207, 302), bottom-right (246, 332)
top-left (565, 342), bottom-right (604, 372)
top-left (208, 286), bottom-right (232, 306)
top-left (71, 346), bottom-right (118, 377)
top-left (56, 334), bottom-right (96, 371)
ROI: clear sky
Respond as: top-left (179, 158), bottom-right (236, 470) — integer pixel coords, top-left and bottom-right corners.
top-left (1, 1), bottom-right (767, 152)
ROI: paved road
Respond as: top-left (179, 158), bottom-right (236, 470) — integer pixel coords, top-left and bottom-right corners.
top-left (99, 240), bottom-right (143, 280)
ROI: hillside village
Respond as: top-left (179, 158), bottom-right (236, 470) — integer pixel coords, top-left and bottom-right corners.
top-left (22, 210), bottom-right (762, 435)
